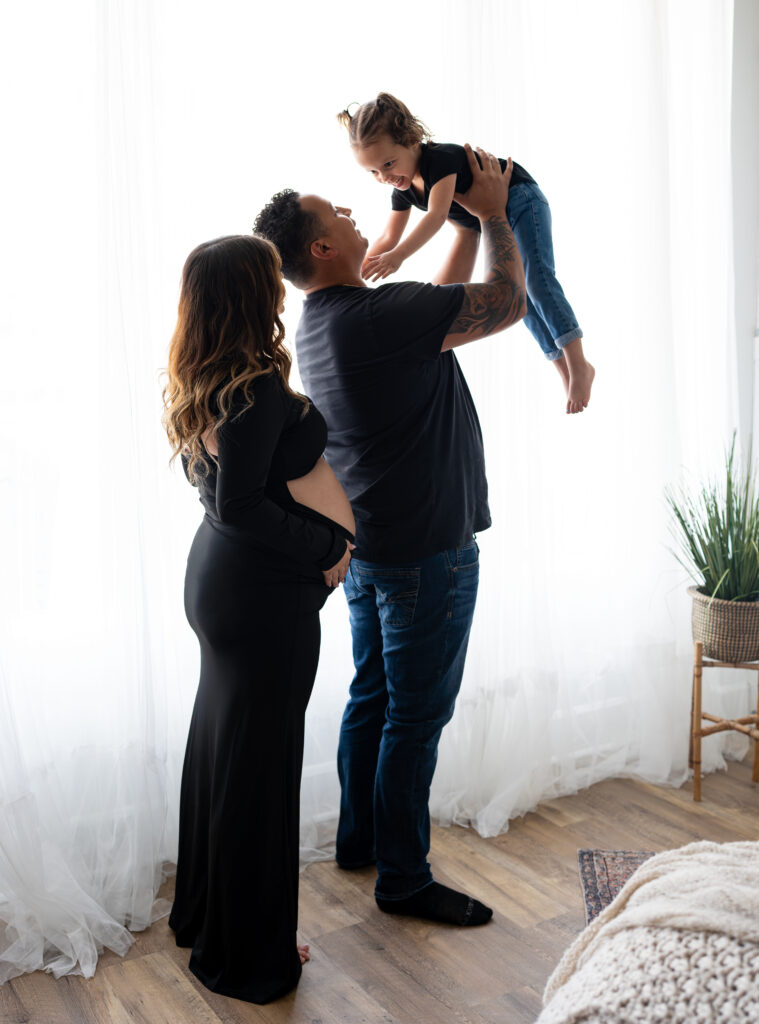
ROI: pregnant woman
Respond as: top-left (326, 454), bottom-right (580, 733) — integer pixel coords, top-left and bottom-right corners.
top-left (162, 234), bottom-right (355, 1003)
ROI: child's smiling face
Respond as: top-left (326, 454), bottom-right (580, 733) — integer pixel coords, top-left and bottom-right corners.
top-left (354, 135), bottom-right (421, 191)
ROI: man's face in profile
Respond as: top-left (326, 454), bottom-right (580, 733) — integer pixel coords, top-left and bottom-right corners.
top-left (300, 195), bottom-right (368, 269)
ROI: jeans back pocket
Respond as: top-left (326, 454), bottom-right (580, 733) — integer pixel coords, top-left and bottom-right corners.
top-left (356, 565), bottom-right (421, 628)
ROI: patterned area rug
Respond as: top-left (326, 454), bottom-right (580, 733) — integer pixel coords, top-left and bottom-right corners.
top-left (578, 849), bottom-right (656, 924)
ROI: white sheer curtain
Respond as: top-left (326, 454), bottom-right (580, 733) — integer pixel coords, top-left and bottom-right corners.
top-left (0, 0), bottom-right (745, 984)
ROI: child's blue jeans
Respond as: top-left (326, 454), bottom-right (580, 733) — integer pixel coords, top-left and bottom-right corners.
top-left (506, 182), bottom-right (582, 360)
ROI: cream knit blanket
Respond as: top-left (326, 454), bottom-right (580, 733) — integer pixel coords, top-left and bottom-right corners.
top-left (538, 840), bottom-right (759, 1024)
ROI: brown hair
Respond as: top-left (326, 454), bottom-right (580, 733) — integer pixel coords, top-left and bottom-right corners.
top-left (162, 234), bottom-right (306, 484)
top-left (337, 92), bottom-right (431, 150)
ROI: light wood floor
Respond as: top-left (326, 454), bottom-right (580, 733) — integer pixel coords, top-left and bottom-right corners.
top-left (3, 760), bottom-right (758, 1024)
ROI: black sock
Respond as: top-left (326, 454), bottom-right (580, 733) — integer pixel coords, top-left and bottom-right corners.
top-left (375, 881), bottom-right (492, 926)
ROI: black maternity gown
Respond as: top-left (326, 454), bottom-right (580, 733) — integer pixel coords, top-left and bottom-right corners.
top-left (168, 370), bottom-right (352, 1003)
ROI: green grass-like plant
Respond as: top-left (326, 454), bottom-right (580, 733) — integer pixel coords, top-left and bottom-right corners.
top-left (666, 435), bottom-right (759, 602)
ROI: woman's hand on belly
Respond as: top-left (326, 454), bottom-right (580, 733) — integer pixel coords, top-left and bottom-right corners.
top-left (287, 458), bottom-right (355, 536)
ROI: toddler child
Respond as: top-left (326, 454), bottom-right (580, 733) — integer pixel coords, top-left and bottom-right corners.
top-left (337, 92), bottom-right (594, 414)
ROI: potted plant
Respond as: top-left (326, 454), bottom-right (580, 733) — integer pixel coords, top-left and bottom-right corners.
top-left (666, 436), bottom-right (759, 662)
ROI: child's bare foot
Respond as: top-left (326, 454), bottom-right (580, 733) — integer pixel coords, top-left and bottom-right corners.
top-left (298, 943), bottom-right (310, 964)
top-left (560, 338), bottom-right (594, 414)
top-left (553, 356), bottom-right (570, 398)
top-left (567, 361), bottom-right (595, 414)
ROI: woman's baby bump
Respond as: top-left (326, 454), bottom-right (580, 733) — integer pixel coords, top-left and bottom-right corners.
top-left (288, 457), bottom-right (355, 536)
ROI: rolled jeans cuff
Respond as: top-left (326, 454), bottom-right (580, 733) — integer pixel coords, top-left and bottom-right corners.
top-left (554, 327), bottom-right (583, 351)
top-left (375, 878), bottom-right (435, 901)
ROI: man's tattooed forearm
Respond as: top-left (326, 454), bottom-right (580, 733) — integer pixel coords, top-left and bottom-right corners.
top-left (449, 216), bottom-right (526, 337)
top-left (483, 215), bottom-right (520, 278)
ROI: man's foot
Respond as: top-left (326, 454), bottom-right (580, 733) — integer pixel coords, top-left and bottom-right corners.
top-left (567, 360), bottom-right (595, 414)
top-left (336, 855), bottom-right (376, 870)
top-left (298, 943), bottom-right (310, 965)
top-left (375, 881), bottom-right (492, 926)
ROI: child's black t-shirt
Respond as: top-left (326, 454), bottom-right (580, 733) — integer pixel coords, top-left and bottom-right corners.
top-left (295, 281), bottom-right (491, 563)
top-left (391, 141), bottom-right (536, 232)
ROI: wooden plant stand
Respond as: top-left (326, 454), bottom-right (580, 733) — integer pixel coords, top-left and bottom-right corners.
top-left (689, 640), bottom-right (759, 801)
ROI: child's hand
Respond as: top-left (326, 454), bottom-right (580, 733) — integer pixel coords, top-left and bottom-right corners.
top-left (362, 249), bottom-right (403, 282)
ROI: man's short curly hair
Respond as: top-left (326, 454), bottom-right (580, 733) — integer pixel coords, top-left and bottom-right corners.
top-left (253, 189), bottom-right (323, 288)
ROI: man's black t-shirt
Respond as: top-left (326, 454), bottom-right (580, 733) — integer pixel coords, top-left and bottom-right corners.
top-left (391, 141), bottom-right (536, 233)
top-left (295, 281), bottom-right (492, 563)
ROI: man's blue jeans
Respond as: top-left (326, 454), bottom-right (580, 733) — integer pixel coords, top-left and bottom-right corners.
top-left (337, 541), bottom-right (479, 899)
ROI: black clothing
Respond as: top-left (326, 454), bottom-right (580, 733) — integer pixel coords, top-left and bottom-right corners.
top-left (169, 370), bottom-right (351, 1004)
top-left (296, 282), bottom-right (492, 564)
top-left (187, 370), bottom-right (350, 584)
top-left (391, 141), bottom-right (536, 233)
top-left (171, 525), bottom-right (320, 1002)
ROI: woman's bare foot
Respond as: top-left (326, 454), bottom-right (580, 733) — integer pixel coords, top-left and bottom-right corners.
top-left (298, 943), bottom-right (310, 965)
top-left (561, 338), bottom-right (595, 414)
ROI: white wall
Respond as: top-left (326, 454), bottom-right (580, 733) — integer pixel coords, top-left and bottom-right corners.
top-left (733, 0), bottom-right (759, 448)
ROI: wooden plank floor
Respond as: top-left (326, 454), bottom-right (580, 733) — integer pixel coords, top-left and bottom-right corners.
top-left (3, 758), bottom-right (757, 1024)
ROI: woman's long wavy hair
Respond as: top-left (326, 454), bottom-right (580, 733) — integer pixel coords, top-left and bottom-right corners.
top-left (162, 234), bottom-right (306, 484)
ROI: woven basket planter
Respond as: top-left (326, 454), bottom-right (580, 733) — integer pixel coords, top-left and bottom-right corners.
top-left (688, 586), bottom-right (759, 662)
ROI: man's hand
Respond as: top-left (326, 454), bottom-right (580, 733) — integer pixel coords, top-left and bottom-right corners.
top-left (362, 249), bottom-right (404, 282)
top-left (453, 146), bottom-right (513, 221)
top-left (323, 540), bottom-right (355, 588)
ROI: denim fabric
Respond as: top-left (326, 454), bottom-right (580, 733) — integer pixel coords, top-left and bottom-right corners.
top-left (337, 541), bottom-right (479, 898)
top-left (506, 182), bottom-right (582, 360)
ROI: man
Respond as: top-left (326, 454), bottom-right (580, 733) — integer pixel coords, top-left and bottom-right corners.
top-left (254, 148), bottom-right (526, 926)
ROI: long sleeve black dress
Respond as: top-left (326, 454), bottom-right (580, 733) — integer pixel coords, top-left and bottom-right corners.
top-left (168, 370), bottom-right (352, 1003)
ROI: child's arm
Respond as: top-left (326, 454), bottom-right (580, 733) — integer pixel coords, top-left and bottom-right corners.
top-left (363, 174), bottom-right (457, 282)
top-left (362, 210), bottom-right (410, 276)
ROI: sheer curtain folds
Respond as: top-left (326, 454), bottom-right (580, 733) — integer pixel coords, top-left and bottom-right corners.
top-left (0, 0), bottom-right (741, 984)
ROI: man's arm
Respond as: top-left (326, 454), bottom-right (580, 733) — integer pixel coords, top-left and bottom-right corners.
top-left (431, 225), bottom-right (480, 286)
top-left (442, 147), bottom-right (526, 351)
